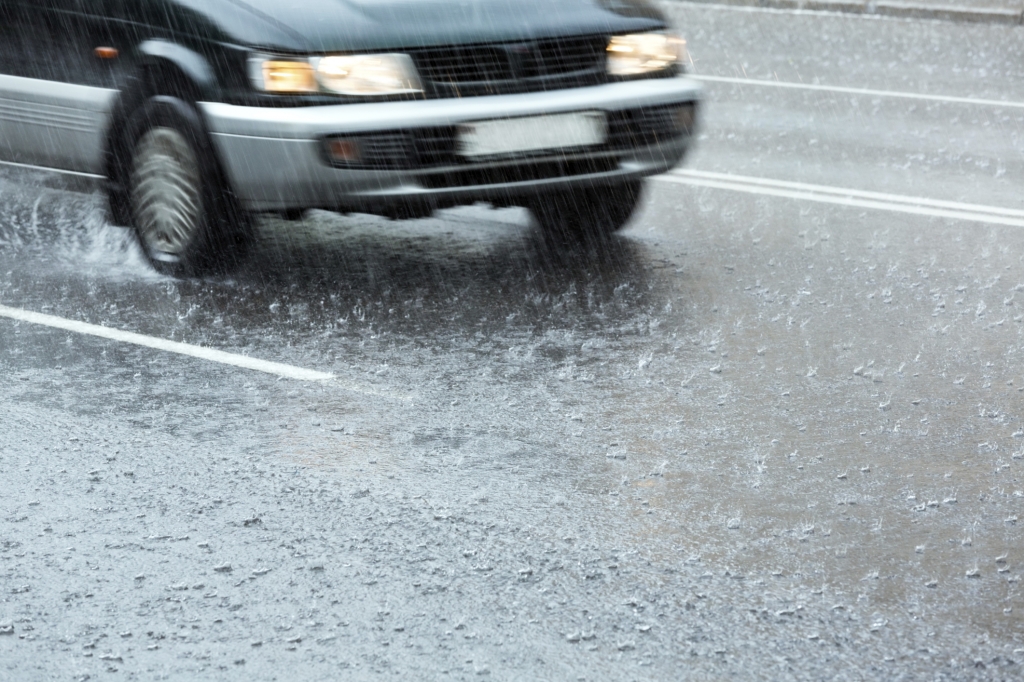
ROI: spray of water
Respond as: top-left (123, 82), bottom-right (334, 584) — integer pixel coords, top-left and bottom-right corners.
top-left (0, 172), bottom-right (163, 281)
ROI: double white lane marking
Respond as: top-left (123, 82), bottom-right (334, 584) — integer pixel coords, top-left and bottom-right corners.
top-left (696, 74), bottom-right (1024, 110)
top-left (673, 75), bottom-right (1024, 223)
top-left (658, 169), bottom-right (1024, 228)
top-left (0, 304), bottom-right (334, 382)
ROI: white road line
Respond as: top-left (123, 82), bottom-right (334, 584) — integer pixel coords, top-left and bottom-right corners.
top-left (674, 170), bottom-right (1024, 217)
top-left (695, 74), bottom-right (1024, 109)
top-left (672, 0), bottom-right (1020, 24)
top-left (657, 170), bottom-right (1024, 227)
top-left (0, 304), bottom-right (334, 382)
top-left (0, 159), bottom-right (105, 179)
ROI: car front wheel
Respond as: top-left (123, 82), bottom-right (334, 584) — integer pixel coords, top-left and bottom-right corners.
top-left (126, 99), bottom-right (250, 276)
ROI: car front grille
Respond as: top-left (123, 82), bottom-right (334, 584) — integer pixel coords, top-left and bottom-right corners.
top-left (410, 35), bottom-right (608, 97)
top-left (323, 103), bottom-right (693, 174)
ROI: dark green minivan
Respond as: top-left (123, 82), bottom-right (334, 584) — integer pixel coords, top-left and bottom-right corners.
top-left (0, 0), bottom-right (701, 274)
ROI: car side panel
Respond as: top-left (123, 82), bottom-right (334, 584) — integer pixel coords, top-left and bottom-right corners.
top-left (0, 74), bottom-right (115, 174)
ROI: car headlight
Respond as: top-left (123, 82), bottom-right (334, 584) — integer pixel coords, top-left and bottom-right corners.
top-left (313, 55), bottom-right (422, 96)
top-left (249, 54), bottom-right (423, 96)
top-left (607, 33), bottom-right (686, 77)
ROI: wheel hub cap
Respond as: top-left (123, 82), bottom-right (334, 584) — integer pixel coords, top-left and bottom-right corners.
top-left (131, 127), bottom-right (201, 259)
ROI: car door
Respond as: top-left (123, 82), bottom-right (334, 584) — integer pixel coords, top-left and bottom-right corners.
top-left (0, 0), bottom-right (124, 174)
top-left (0, 1), bottom-right (38, 166)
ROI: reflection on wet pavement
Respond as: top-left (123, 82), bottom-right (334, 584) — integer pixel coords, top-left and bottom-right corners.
top-left (3, 142), bottom-right (1024, 677)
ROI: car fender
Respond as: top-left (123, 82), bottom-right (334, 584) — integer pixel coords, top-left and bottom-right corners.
top-left (135, 40), bottom-right (218, 101)
top-left (103, 41), bottom-right (222, 224)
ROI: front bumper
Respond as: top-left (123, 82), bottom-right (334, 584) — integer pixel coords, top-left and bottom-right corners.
top-left (199, 77), bottom-right (702, 213)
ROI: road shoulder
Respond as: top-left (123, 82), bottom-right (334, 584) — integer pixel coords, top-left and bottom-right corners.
top-left (668, 0), bottom-right (1024, 24)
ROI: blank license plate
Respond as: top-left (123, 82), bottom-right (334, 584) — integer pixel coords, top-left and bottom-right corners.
top-left (457, 111), bottom-right (607, 158)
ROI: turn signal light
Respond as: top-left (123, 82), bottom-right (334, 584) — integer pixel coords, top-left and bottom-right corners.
top-left (325, 138), bottom-right (362, 164)
top-left (261, 60), bottom-right (318, 94)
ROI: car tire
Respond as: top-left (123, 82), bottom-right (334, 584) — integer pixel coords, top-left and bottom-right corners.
top-left (528, 180), bottom-right (644, 241)
top-left (126, 97), bottom-right (251, 276)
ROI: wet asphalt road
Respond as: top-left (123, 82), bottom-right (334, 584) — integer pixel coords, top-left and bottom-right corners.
top-left (3, 4), bottom-right (1024, 680)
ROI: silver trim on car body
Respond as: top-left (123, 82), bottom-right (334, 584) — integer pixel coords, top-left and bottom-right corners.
top-left (202, 78), bottom-right (701, 139)
top-left (0, 75), bottom-right (116, 174)
top-left (200, 77), bottom-right (702, 211)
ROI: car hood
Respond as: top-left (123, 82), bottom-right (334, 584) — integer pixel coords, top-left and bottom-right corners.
top-left (228, 0), bottom-right (668, 52)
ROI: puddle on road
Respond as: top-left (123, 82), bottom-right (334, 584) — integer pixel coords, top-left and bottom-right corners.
top-left (4, 173), bottom-right (1023, 654)
top-left (559, 186), bottom-right (1024, 643)
top-left (0, 175), bottom-right (657, 366)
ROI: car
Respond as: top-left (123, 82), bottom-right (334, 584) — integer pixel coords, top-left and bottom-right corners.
top-left (0, 0), bottom-right (701, 275)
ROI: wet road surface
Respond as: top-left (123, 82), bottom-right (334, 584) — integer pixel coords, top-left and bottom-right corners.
top-left (2, 4), bottom-right (1024, 680)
